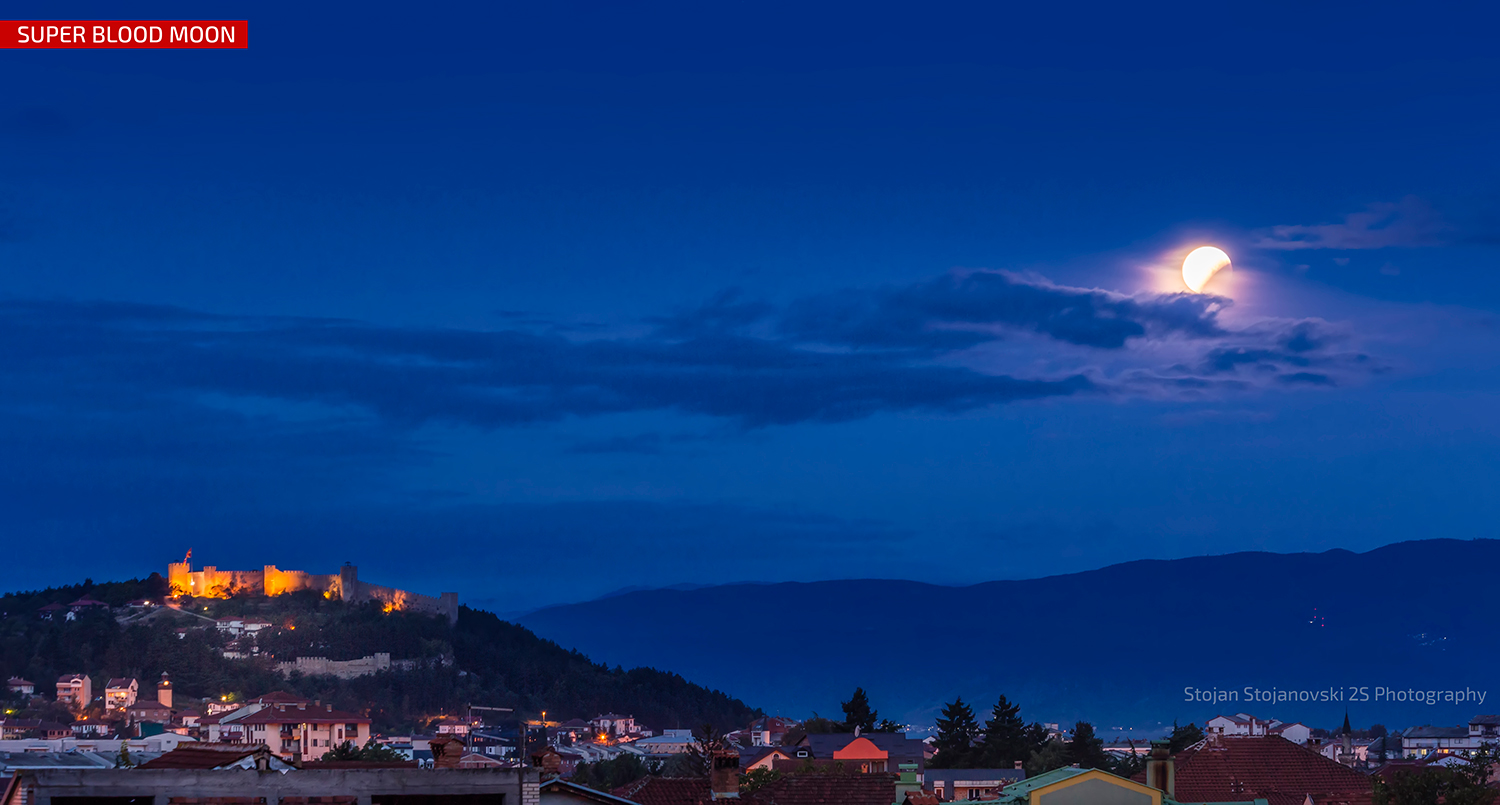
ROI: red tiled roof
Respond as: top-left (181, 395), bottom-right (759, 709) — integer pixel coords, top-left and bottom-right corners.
top-left (106, 678), bottom-right (136, 689)
top-left (614, 774), bottom-right (899, 805)
top-left (749, 773), bottom-right (899, 805)
top-left (302, 760), bottom-right (418, 769)
top-left (130, 700), bottom-right (171, 711)
top-left (1133, 736), bottom-right (1373, 805)
top-left (251, 691), bottom-right (310, 704)
top-left (198, 708), bottom-right (241, 725)
top-left (138, 745), bottom-right (262, 769)
top-left (613, 777), bottom-right (711, 805)
top-left (236, 704), bottom-right (370, 725)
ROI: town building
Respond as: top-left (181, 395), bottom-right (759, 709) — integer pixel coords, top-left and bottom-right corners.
top-left (630, 729), bottom-right (695, 758)
top-left (5, 679), bottom-right (34, 697)
top-left (1205, 714), bottom-right (1312, 744)
top-left (0, 720), bottom-right (70, 740)
top-left (1401, 726), bottom-right (1472, 757)
top-left (104, 677), bottom-right (139, 711)
top-left (54, 674), bottom-right (91, 711)
top-left (218, 699), bottom-right (372, 760)
top-left (613, 751), bottom-right (917, 805)
top-left (924, 768), bottom-right (1028, 801)
top-left (1002, 762), bottom-right (1263, 805)
top-left (70, 719), bottom-right (114, 738)
top-left (1400, 715), bottom-right (1500, 757)
top-left (591, 714), bottom-right (638, 739)
top-left (793, 732), bottom-right (931, 771)
top-left (214, 616), bottom-right (273, 636)
top-left (127, 699), bottom-right (173, 728)
top-left (2, 762), bottom-right (538, 805)
top-left (67, 597), bottom-right (111, 613)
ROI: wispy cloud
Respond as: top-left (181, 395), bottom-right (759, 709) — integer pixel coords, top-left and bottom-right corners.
top-left (0, 269), bottom-right (1375, 441)
top-left (773, 270), bottom-right (1227, 351)
top-left (1254, 196), bottom-right (1449, 250)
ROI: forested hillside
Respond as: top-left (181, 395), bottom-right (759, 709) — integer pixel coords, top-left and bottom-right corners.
top-left (0, 576), bottom-right (758, 733)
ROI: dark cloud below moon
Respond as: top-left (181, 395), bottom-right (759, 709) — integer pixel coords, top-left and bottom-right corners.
top-left (0, 268), bottom-right (1371, 436)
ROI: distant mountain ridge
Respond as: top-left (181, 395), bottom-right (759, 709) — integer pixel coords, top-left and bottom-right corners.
top-left (518, 539), bottom-right (1500, 733)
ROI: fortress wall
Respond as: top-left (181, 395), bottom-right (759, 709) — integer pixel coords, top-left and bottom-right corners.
top-left (274, 653), bottom-right (391, 680)
top-left (169, 561), bottom-right (457, 623)
top-left (262, 566), bottom-right (339, 596)
top-left (358, 581), bottom-right (458, 625)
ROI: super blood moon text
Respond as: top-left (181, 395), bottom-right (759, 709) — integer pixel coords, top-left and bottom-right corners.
top-left (2, 21), bottom-right (247, 49)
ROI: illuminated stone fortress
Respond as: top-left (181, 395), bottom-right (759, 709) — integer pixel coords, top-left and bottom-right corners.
top-left (167, 553), bottom-right (458, 624)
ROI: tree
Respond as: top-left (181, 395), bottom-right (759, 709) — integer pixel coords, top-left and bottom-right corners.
top-left (978, 695), bottom-right (1029, 768)
top-left (841, 688), bottom-right (878, 734)
top-left (1068, 722), bottom-right (1108, 770)
top-left (931, 698), bottom-right (980, 768)
top-left (573, 754), bottom-right (658, 792)
top-left (115, 743), bottom-right (135, 768)
top-left (681, 722), bottom-right (730, 777)
top-left (1168, 721), bottom-right (1204, 753)
top-left (1371, 724), bottom-right (1388, 738)
top-left (739, 767), bottom-right (783, 794)
top-left (321, 738), bottom-right (408, 762)
top-left (1108, 739), bottom-right (1146, 778)
top-left (322, 741), bottom-right (364, 761)
top-left (1026, 739), bottom-right (1069, 777)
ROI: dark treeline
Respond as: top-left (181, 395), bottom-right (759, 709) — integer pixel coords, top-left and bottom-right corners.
top-left (0, 577), bottom-right (759, 733)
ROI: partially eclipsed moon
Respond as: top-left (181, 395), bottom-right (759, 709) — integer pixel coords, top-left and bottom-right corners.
top-left (1182, 246), bottom-right (1231, 293)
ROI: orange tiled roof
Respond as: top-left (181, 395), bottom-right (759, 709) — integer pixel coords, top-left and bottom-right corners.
top-left (1134, 736), bottom-right (1374, 805)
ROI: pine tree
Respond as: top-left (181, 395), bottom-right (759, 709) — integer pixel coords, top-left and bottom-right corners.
top-left (1168, 720), bottom-right (1204, 753)
top-left (841, 688), bottom-right (879, 734)
top-left (1068, 721), bottom-right (1108, 770)
top-left (932, 698), bottom-right (980, 768)
top-left (979, 695), bottom-right (1028, 768)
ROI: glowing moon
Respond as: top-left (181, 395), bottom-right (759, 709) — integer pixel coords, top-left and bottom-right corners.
top-left (1182, 246), bottom-right (1231, 293)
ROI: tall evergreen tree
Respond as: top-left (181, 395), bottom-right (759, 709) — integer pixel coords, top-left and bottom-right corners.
top-left (932, 698), bottom-right (980, 768)
top-left (841, 687), bottom-right (879, 734)
top-left (1168, 721), bottom-right (1204, 753)
top-left (1069, 721), bottom-right (1108, 770)
top-left (979, 695), bottom-right (1029, 767)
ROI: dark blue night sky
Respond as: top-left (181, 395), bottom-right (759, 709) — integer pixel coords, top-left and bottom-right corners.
top-left (3, 1), bottom-right (1498, 611)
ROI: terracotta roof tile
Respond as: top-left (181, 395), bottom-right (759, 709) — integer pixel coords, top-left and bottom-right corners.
top-left (613, 777), bottom-right (710, 805)
top-left (1133, 736), bottom-right (1373, 805)
top-left (137, 745), bottom-right (261, 769)
top-left (613, 773), bottom-right (899, 805)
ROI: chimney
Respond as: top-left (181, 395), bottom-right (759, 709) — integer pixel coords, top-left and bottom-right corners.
top-left (431, 736), bottom-right (464, 769)
top-left (710, 749), bottom-right (740, 800)
top-left (156, 672), bottom-right (172, 709)
top-left (1145, 740), bottom-right (1175, 798)
top-left (532, 749), bottom-right (562, 779)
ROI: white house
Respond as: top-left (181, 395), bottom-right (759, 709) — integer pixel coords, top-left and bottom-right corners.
top-left (1205, 713), bottom-right (1311, 745)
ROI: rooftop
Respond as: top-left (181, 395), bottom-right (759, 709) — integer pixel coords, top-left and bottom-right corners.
top-left (1136, 736), bottom-right (1372, 805)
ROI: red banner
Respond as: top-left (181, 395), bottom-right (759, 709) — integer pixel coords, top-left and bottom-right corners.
top-left (1, 20), bottom-right (247, 48)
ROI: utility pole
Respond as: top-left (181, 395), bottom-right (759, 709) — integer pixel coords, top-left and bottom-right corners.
top-left (466, 705), bottom-right (514, 759)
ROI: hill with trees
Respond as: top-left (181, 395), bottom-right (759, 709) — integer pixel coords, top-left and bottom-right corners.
top-left (0, 576), bottom-right (758, 733)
